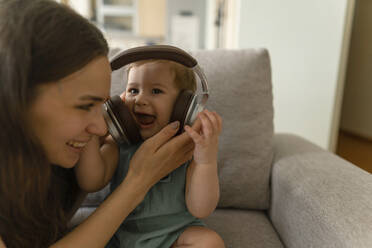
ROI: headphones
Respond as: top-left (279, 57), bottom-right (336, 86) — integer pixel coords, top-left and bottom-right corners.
top-left (103, 45), bottom-right (209, 145)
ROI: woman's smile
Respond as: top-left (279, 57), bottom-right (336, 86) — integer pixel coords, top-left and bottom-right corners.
top-left (66, 139), bottom-right (89, 152)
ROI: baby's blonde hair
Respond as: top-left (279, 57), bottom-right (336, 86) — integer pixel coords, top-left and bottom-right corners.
top-left (126, 59), bottom-right (197, 92)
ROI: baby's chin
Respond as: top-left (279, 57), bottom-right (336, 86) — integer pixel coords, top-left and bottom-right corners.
top-left (139, 129), bottom-right (156, 140)
top-left (139, 125), bottom-right (167, 140)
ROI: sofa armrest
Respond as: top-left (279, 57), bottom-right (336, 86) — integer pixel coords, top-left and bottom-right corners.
top-left (269, 133), bottom-right (372, 248)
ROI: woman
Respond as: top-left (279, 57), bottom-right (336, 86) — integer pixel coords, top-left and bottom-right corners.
top-left (0, 0), bottom-right (194, 247)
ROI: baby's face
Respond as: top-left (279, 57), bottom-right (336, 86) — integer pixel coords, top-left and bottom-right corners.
top-left (124, 62), bottom-right (180, 139)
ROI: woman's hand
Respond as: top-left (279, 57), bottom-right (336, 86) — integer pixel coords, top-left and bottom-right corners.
top-left (126, 121), bottom-right (195, 191)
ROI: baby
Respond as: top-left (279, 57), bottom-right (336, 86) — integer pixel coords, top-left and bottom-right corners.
top-left (77, 59), bottom-right (224, 248)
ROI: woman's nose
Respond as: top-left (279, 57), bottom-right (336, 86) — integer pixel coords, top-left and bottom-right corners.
top-left (86, 109), bottom-right (108, 136)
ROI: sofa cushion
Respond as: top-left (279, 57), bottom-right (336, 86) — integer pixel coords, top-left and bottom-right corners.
top-left (204, 209), bottom-right (283, 248)
top-left (108, 48), bottom-right (274, 210)
top-left (190, 49), bottom-right (274, 209)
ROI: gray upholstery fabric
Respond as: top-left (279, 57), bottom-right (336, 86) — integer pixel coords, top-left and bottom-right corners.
top-left (270, 134), bottom-right (372, 248)
top-left (81, 184), bottom-right (110, 207)
top-left (204, 209), bottom-right (283, 248)
top-left (190, 49), bottom-right (274, 209)
top-left (69, 207), bottom-right (96, 228)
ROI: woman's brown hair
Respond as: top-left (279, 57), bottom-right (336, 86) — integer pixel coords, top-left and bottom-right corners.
top-left (0, 0), bottom-right (108, 247)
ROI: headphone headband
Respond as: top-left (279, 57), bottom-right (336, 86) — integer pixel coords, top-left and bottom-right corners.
top-left (110, 45), bottom-right (197, 70)
top-left (109, 45), bottom-right (209, 94)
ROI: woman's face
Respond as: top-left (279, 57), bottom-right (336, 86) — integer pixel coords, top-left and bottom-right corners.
top-left (27, 56), bottom-right (111, 168)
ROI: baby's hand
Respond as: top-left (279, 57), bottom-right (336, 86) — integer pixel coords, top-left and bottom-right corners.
top-left (184, 109), bottom-right (222, 166)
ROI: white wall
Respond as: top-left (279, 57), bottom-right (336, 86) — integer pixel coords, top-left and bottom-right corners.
top-left (205, 0), bottom-right (217, 49)
top-left (69, 0), bottom-right (92, 18)
top-left (237, 0), bottom-right (355, 150)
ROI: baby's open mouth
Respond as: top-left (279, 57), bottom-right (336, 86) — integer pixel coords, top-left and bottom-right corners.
top-left (135, 113), bottom-right (156, 126)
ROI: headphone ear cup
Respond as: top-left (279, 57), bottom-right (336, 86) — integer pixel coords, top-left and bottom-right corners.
top-left (170, 90), bottom-right (194, 134)
top-left (108, 95), bottom-right (142, 145)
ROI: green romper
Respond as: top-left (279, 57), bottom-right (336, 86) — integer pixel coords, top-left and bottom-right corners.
top-left (106, 143), bottom-right (204, 248)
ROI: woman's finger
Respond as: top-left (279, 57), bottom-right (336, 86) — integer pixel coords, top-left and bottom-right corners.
top-left (147, 121), bottom-right (180, 151)
top-left (158, 126), bottom-right (193, 155)
top-left (157, 136), bottom-right (194, 176)
top-left (183, 147), bottom-right (194, 162)
top-left (183, 138), bottom-right (195, 152)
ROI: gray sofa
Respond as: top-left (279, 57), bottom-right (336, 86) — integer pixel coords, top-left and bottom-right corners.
top-left (72, 48), bottom-right (372, 248)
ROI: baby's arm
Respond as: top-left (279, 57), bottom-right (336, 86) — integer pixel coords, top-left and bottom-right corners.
top-left (184, 109), bottom-right (222, 219)
top-left (75, 135), bottom-right (119, 192)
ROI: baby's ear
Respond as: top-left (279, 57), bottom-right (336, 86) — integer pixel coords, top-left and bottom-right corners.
top-left (120, 92), bottom-right (125, 102)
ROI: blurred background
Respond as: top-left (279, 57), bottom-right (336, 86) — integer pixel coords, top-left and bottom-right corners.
top-left (57, 0), bottom-right (371, 173)
top-left (58, 0), bottom-right (236, 50)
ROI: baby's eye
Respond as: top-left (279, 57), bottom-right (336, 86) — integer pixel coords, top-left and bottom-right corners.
top-left (128, 88), bottom-right (138, 95)
top-left (152, 88), bottom-right (163, 94)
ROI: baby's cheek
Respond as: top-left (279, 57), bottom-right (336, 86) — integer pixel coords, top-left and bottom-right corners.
top-left (123, 96), bottom-right (134, 107)
top-left (165, 112), bottom-right (173, 125)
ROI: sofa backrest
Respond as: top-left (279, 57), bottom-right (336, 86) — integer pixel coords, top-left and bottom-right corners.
top-left (190, 49), bottom-right (274, 210)
top-left (109, 48), bottom-right (274, 210)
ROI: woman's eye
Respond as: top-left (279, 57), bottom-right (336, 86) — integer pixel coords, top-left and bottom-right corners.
top-left (152, 88), bottom-right (163, 94)
top-left (77, 103), bottom-right (94, 111)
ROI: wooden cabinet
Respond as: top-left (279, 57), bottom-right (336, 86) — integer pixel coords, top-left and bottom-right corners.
top-left (137, 0), bottom-right (165, 38)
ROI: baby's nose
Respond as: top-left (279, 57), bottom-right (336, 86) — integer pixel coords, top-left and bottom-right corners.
top-left (135, 93), bottom-right (149, 105)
